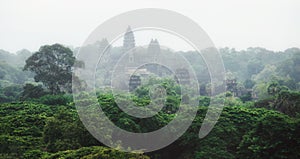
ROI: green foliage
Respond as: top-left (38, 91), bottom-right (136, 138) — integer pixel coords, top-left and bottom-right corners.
top-left (238, 113), bottom-right (300, 158)
top-left (41, 146), bottom-right (149, 159)
top-left (0, 85), bottom-right (22, 103)
top-left (23, 44), bottom-right (75, 94)
top-left (225, 96), bottom-right (243, 106)
top-left (255, 87), bottom-right (300, 117)
top-left (36, 94), bottom-right (73, 106)
top-left (0, 67), bottom-right (5, 79)
top-left (244, 79), bottom-right (255, 89)
top-left (273, 90), bottom-right (300, 117)
top-left (0, 101), bottom-right (139, 158)
top-left (0, 102), bottom-right (52, 157)
top-left (0, 61), bottom-right (33, 85)
top-left (0, 61), bottom-right (29, 103)
top-left (43, 108), bottom-right (100, 152)
top-left (277, 51), bottom-right (300, 82)
top-left (220, 47), bottom-right (288, 81)
top-left (2, 41), bottom-right (300, 159)
top-left (97, 93), bottom-right (175, 133)
top-left (239, 92), bottom-right (252, 102)
top-left (0, 49), bottom-right (32, 67)
top-left (247, 58), bottom-right (264, 78)
top-left (1, 94), bottom-right (300, 158)
top-left (23, 149), bottom-right (45, 159)
top-left (267, 81), bottom-right (288, 96)
top-left (20, 83), bottom-right (48, 100)
top-left (1, 45), bottom-right (300, 158)
top-left (177, 106), bottom-right (299, 159)
top-left (198, 96), bottom-right (210, 106)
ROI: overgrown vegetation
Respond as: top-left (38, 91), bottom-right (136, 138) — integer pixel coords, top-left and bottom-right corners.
top-left (0, 45), bottom-right (300, 158)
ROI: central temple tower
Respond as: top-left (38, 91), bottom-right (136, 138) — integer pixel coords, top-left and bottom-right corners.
top-left (123, 26), bottom-right (136, 63)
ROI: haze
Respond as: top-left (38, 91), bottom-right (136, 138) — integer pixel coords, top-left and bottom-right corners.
top-left (0, 0), bottom-right (299, 53)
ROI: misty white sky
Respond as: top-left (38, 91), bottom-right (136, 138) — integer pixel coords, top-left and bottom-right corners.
top-left (0, 0), bottom-right (299, 53)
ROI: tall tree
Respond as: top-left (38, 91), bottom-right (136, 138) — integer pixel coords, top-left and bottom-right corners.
top-left (24, 44), bottom-right (75, 94)
top-left (247, 58), bottom-right (264, 78)
top-left (278, 52), bottom-right (300, 82)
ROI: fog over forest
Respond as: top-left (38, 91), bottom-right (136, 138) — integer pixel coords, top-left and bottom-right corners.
top-left (1, 35), bottom-right (300, 158)
top-left (1, 1), bottom-right (300, 159)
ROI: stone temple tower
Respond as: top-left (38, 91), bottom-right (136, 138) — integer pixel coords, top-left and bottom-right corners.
top-left (96, 38), bottom-right (110, 62)
top-left (123, 26), bottom-right (135, 63)
top-left (147, 39), bottom-right (161, 62)
top-left (147, 39), bottom-right (162, 75)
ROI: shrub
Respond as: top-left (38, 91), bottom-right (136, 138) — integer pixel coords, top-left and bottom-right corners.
top-left (37, 94), bottom-right (73, 106)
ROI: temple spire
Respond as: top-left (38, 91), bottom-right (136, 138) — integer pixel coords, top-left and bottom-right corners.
top-left (147, 38), bottom-right (161, 62)
top-left (123, 26), bottom-right (135, 53)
